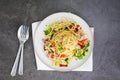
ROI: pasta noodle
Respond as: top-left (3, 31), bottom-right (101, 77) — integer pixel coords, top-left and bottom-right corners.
top-left (43, 20), bottom-right (90, 67)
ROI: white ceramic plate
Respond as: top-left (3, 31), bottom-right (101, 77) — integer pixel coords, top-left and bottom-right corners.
top-left (34, 12), bottom-right (93, 71)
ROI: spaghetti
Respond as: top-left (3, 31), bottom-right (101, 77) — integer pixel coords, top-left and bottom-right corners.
top-left (43, 20), bottom-right (90, 67)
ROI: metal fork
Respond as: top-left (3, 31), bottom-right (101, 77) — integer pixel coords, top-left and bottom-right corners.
top-left (10, 25), bottom-right (29, 76)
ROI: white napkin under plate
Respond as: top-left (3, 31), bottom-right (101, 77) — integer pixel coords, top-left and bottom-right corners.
top-left (32, 21), bottom-right (94, 71)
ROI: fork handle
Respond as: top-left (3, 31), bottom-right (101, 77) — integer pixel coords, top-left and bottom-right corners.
top-left (10, 44), bottom-right (22, 77)
top-left (18, 44), bottom-right (24, 75)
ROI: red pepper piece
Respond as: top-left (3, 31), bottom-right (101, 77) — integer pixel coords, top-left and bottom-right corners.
top-left (59, 64), bottom-right (68, 67)
top-left (60, 54), bottom-right (66, 58)
top-left (52, 42), bottom-right (55, 47)
top-left (50, 54), bottom-right (55, 58)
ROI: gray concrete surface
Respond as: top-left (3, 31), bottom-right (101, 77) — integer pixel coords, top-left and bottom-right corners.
top-left (0, 0), bottom-right (120, 80)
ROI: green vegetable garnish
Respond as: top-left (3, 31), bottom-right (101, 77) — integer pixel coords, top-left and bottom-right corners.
top-left (71, 21), bottom-right (76, 26)
top-left (82, 42), bottom-right (89, 56)
top-left (74, 49), bottom-right (83, 59)
top-left (77, 54), bottom-right (83, 59)
top-left (50, 33), bottom-right (54, 40)
top-left (83, 49), bottom-right (88, 56)
top-left (58, 45), bottom-right (63, 52)
top-left (49, 47), bottom-right (53, 53)
top-left (64, 27), bottom-right (68, 30)
top-left (54, 26), bottom-right (60, 32)
top-left (65, 58), bottom-right (69, 64)
top-left (44, 27), bottom-right (52, 35)
top-left (84, 42), bottom-right (89, 49)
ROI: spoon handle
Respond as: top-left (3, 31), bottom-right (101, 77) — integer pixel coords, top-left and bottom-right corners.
top-left (18, 44), bottom-right (24, 75)
top-left (10, 44), bottom-right (22, 77)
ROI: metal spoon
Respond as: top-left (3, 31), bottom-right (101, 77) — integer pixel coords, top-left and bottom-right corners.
top-left (10, 25), bottom-right (29, 76)
top-left (18, 25), bottom-right (29, 75)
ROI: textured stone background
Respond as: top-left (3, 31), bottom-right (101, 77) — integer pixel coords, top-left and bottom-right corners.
top-left (0, 0), bottom-right (120, 80)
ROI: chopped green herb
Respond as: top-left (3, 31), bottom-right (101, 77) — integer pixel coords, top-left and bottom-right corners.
top-left (50, 33), bottom-right (54, 40)
top-left (84, 42), bottom-right (89, 49)
top-left (71, 23), bottom-right (75, 26)
top-left (71, 21), bottom-right (76, 26)
top-left (77, 54), bottom-right (83, 59)
top-left (82, 42), bottom-right (89, 56)
top-left (58, 45), bottom-right (63, 52)
top-left (44, 28), bottom-right (52, 35)
top-left (64, 27), bottom-right (68, 30)
top-left (65, 58), bottom-right (69, 64)
top-left (74, 49), bottom-right (84, 59)
top-left (54, 27), bottom-right (60, 32)
top-left (83, 49), bottom-right (87, 56)
top-left (49, 48), bottom-right (53, 53)
top-left (83, 49), bottom-right (88, 56)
